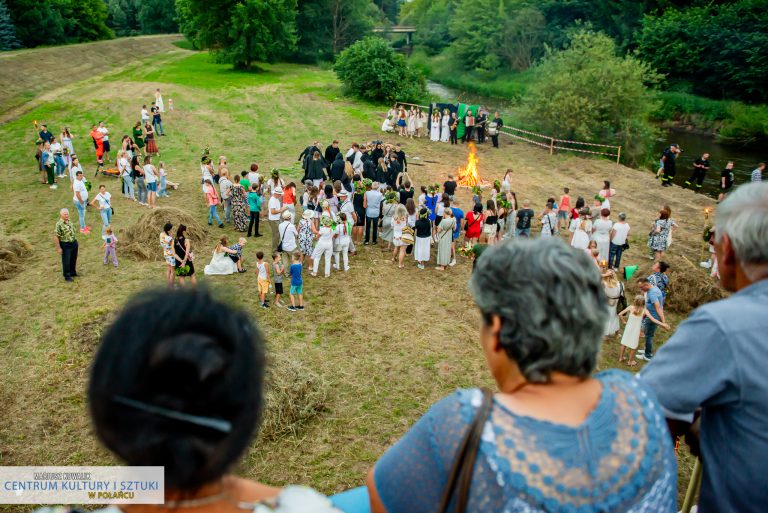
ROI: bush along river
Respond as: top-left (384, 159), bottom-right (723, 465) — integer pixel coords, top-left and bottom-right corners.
top-left (426, 81), bottom-right (766, 198)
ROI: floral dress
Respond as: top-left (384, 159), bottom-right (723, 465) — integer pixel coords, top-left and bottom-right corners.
top-left (298, 218), bottom-right (314, 256)
top-left (648, 219), bottom-right (672, 252)
top-left (160, 232), bottom-right (174, 266)
top-left (231, 184), bottom-right (249, 232)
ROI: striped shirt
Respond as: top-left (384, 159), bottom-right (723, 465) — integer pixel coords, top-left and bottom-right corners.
top-left (752, 168), bottom-right (763, 182)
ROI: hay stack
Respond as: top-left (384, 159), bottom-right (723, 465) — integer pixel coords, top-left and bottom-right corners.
top-left (0, 237), bottom-right (32, 280)
top-left (627, 253), bottom-right (726, 314)
top-left (121, 207), bottom-right (206, 261)
top-left (258, 353), bottom-right (330, 442)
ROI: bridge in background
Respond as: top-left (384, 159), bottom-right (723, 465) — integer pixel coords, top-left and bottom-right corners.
top-left (373, 25), bottom-right (416, 46)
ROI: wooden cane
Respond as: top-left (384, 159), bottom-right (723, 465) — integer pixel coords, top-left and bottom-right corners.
top-left (681, 457), bottom-right (703, 513)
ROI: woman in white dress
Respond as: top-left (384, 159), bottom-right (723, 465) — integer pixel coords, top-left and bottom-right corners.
top-left (416, 109), bottom-right (427, 138)
top-left (391, 204), bottom-right (408, 269)
top-left (602, 270), bottom-right (622, 337)
top-left (569, 213), bottom-right (592, 251)
top-left (311, 215), bottom-right (335, 278)
top-left (430, 111), bottom-right (440, 141)
top-left (440, 109), bottom-right (450, 142)
top-left (155, 88), bottom-right (165, 112)
top-left (204, 237), bottom-right (238, 275)
top-left (407, 107), bottom-right (417, 137)
top-left (61, 127), bottom-right (75, 170)
top-left (591, 208), bottom-right (613, 262)
top-left (413, 208), bottom-right (432, 268)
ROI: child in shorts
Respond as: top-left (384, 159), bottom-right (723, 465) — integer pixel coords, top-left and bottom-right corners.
top-left (272, 253), bottom-right (285, 307)
top-left (287, 251), bottom-right (304, 312)
top-left (256, 251), bottom-right (270, 308)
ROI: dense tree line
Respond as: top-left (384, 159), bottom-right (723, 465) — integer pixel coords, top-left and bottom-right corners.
top-left (401, 0), bottom-right (768, 103)
top-left (4, 0), bottom-right (112, 48)
top-left (104, 0), bottom-right (178, 37)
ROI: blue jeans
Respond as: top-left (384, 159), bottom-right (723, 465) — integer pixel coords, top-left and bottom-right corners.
top-left (54, 155), bottom-right (66, 176)
top-left (74, 200), bottom-right (86, 229)
top-left (642, 318), bottom-right (658, 356)
top-left (136, 177), bottom-right (147, 204)
top-left (153, 118), bottom-right (164, 135)
top-left (123, 175), bottom-right (135, 199)
top-left (158, 175), bottom-right (168, 197)
top-left (100, 208), bottom-right (112, 232)
top-left (515, 227), bottom-right (531, 237)
top-left (208, 205), bottom-right (223, 225)
top-left (608, 242), bottom-right (624, 269)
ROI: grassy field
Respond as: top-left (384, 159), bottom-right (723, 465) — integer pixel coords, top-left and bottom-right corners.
top-left (0, 39), bottom-right (711, 506)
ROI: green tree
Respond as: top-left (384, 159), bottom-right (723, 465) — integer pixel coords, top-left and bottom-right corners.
top-left (334, 36), bottom-right (426, 102)
top-left (639, 0), bottom-right (768, 103)
top-left (0, 0), bottom-right (22, 50)
top-left (497, 6), bottom-right (546, 71)
top-left (448, 0), bottom-right (503, 70)
top-left (295, 0), bottom-right (377, 61)
top-left (138, 0), bottom-right (179, 34)
top-left (105, 0), bottom-right (141, 36)
top-left (6, 0), bottom-right (65, 47)
top-left (520, 30), bottom-right (661, 164)
top-left (177, 0), bottom-right (297, 69)
top-left (400, 0), bottom-right (456, 55)
top-left (59, 0), bottom-right (113, 42)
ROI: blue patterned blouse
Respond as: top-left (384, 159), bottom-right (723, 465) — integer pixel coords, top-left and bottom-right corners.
top-left (374, 370), bottom-right (677, 513)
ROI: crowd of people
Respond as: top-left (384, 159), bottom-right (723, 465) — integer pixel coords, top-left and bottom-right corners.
top-left (42, 91), bottom-right (768, 513)
top-left (45, 179), bottom-right (768, 513)
top-left (381, 104), bottom-right (505, 148)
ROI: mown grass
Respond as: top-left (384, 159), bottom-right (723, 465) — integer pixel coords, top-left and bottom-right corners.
top-left (0, 43), bottom-right (714, 507)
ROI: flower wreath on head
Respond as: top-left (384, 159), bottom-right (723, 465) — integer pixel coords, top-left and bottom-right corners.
top-left (493, 179), bottom-right (502, 191)
top-left (320, 215), bottom-right (333, 227)
top-left (427, 184), bottom-right (439, 195)
top-left (419, 209), bottom-right (430, 219)
top-left (271, 169), bottom-right (280, 179)
top-left (496, 192), bottom-right (511, 210)
top-left (363, 178), bottom-right (373, 188)
top-left (385, 191), bottom-right (398, 203)
top-left (472, 185), bottom-right (482, 196)
top-left (594, 194), bottom-right (606, 203)
top-left (355, 182), bottom-right (366, 194)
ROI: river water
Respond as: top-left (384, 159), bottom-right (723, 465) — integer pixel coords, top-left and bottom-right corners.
top-left (426, 80), bottom-right (765, 197)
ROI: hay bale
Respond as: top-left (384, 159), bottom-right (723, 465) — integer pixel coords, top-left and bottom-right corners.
top-left (627, 254), bottom-right (726, 314)
top-left (258, 353), bottom-right (330, 442)
top-left (0, 237), bottom-right (32, 280)
top-left (121, 207), bottom-right (206, 261)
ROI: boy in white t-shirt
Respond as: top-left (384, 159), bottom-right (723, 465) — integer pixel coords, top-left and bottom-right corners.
top-left (256, 251), bottom-right (271, 309)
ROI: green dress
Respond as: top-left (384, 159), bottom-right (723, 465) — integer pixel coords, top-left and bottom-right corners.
top-left (133, 127), bottom-right (145, 149)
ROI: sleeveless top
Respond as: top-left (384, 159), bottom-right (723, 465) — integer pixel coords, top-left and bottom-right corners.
top-left (374, 370), bottom-right (676, 513)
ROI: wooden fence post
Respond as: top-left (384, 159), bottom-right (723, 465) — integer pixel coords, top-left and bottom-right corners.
top-left (549, 138), bottom-right (554, 155)
top-left (616, 146), bottom-right (621, 165)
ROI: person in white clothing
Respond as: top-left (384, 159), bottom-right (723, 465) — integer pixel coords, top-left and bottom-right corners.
top-left (268, 187), bottom-right (287, 252)
top-left (440, 110), bottom-right (450, 142)
top-left (337, 189), bottom-right (357, 255)
top-left (591, 208), bottom-right (613, 262)
top-left (155, 88), bottom-right (165, 112)
top-left (311, 216), bottom-right (335, 278)
top-left (143, 156), bottom-right (158, 208)
top-left (117, 151), bottom-right (133, 200)
top-left (141, 105), bottom-right (150, 124)
top-left (277, 210), bottom-right (299, 271)
top-left (247, 163), bottom-right (261, 186)
top-left (333, 212), bottom-right (353, 272)
top-left (608, 212), bottom-right (631, 270)
top-left (91, 184), bottom-right (113, 234)
top-left (345, 144), bottom-right (363, 173)
top-left (72, 170), bottom-right (90, 233)
top-left (97, 122), bottom-right (110, 163)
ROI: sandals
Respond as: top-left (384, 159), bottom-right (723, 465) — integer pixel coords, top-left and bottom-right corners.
top-left (627, 360), bottom-right (638, 367)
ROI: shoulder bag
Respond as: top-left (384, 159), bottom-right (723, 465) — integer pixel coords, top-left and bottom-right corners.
top-left (438, 388), bottom-right (493, 513)
top-left (276, 224), bottom-right (289, 253)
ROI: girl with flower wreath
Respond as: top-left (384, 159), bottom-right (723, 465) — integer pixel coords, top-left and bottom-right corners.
top-left (380, 191), bottom-right (398, 250)
top-left (311, 215), bottom-right (335, 278)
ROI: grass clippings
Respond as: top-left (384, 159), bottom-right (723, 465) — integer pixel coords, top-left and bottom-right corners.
top-left (121, 207), bottom-right (207, 261)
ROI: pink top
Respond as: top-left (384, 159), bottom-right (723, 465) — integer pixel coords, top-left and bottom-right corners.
top-left (559, 194), bottom-right (570, 211)
top-left (205, 184), bottom-right (219, 206)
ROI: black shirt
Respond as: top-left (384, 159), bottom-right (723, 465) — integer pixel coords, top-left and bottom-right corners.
top-left (415, 218), bottom-right (432, 238)
top-left (151, 106), bottom-right (161, 121)
top-left (694, 158), bottom-right (710, 172)
top-left (721, 168), bottom-right (734, 189)
top-left (444, 180), bottom-right (457, 196)
top-left (662, 148), bottom-right (677, 172)
top-left (492, 117), bottom-right (503, 129)
top-left (516, 208), bottom-right (535, 230)
top-left (39, 130), bottom-right (54, 143)
top-left (395, 150), bottom-right (407, 171)
top-left (330, 154), bottom-right (345, 182)
top-left (324, 145), bottom-right (340, 167)
top-left (398, 187), bottom-right (414, 205)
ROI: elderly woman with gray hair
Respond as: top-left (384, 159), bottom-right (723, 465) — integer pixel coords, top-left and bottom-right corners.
top-left (367, 238), bottom-right (676, 513)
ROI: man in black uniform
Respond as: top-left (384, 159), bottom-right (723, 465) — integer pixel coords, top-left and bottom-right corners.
top-left (489, 111), bottom-right (504, 148)
top-left (386, 154), bottom-right (401, 188)
top-left (394, 144), bottom-right (407, 173)
top-left (685, 152), bottom-right (711, 191)
top-left (324, 140), bottom-right (340, 173)
top-left (476, 110), bottom-right (488, 143)
top-left (660, 144), bottom-right (681, 187)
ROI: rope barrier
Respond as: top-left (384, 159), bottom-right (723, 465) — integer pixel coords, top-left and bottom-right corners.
top-left (553, 138), bottom-right (621, 149)
top-left (553, 145), bottom-right (619, 157)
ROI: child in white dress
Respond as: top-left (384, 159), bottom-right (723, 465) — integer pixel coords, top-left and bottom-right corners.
top-left (618, 295), bottom-right (669, 366)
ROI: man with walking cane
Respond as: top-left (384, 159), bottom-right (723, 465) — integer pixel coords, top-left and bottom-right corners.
top-left (641, 182), bottom-right (768, 513)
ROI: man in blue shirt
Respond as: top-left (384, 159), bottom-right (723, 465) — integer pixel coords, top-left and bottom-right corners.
top-left (636, 277), bottom-right (665, 360)
top-left (450, 199), bottom-right (464, 267)
top-left (641, 182), bottom-right (768, 513)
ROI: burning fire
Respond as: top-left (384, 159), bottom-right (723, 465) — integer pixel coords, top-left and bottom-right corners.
top-left (456, 142), bottom-right (488, 187)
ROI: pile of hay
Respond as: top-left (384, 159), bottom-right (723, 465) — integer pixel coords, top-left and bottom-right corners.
top-left (628, 253), bottom-right (726, 314)
top-left (121, 207), bottom-right (206, 261)
top-left (258, 353), bottom-right (330, 442)
top-left (0, 237), bottom-right (32, 280)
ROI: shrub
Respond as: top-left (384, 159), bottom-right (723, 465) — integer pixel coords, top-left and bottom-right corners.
top-left (334, 36), bottom-right (426, 103)
top-left (519, 30), bottom-right (660, 165)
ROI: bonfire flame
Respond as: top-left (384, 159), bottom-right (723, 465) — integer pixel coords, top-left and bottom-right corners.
top-left (457, 142), bottom-right (488, 187)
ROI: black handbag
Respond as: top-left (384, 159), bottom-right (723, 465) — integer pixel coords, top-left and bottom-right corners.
top-left (438, 388), bottom-right (493, 513)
